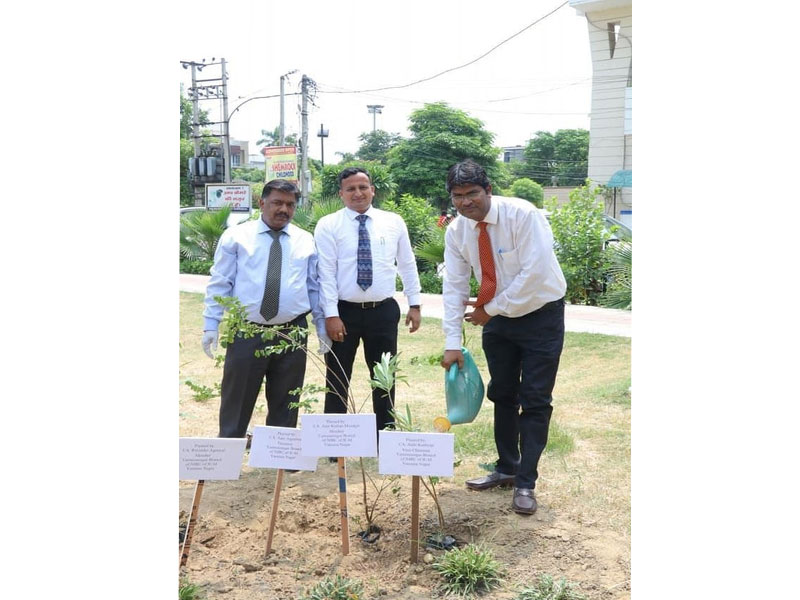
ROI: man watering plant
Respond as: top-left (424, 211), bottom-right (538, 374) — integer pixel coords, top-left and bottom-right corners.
top-left (440, 159), bottom-right (566, 515)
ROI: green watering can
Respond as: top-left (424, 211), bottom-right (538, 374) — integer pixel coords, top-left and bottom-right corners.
top-left (436, 347), bottom-right (484, 431)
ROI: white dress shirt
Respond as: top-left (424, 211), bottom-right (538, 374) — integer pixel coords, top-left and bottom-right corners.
top-left (442, 195), bottom-right (566, 350)
top-left (203, 218), bottom-right (325, 336)
top-left (314, 205), bottom-right (422, 317)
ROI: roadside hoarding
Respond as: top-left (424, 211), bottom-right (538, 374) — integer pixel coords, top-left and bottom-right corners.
top-left (205, 184), bottom-right (252, 212)
top-left (263, 145), bottom-right (298, 184)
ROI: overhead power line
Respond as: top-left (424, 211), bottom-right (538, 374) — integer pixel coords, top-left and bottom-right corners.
top-left (316, 1), bottom-right (569, 95)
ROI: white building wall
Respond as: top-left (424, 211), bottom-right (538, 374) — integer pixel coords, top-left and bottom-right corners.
top-left (571, 0), bottom-right (632, 219)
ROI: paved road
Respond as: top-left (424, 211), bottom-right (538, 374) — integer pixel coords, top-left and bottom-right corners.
top-left (180, 273), bottom-right (631, 338)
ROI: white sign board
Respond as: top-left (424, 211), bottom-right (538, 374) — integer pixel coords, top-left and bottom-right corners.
top-left (378, 431), bottom-right (455, 477)
top-left (247, 426), bottom-right (318, 471)
top-left (300, 414), bottom-right (377, 457)
top-left (205, 184), bottom-right (252, 212)
top-left (179, 437), bottom-right (248, 480)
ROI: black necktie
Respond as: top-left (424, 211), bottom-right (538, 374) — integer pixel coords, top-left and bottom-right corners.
top-left (260, 230), bottom-right (282, 321)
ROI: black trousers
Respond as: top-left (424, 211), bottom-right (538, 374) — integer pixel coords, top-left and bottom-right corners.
top-left (218, 316), bottom-right (308, 438)
top-left (324, 298), bottom-right (401, 431)
top-left (482, 298), bottom-right (565, 489)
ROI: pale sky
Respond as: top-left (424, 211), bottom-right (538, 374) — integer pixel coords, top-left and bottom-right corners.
top-left (179, 0), bottom-right (592, 163)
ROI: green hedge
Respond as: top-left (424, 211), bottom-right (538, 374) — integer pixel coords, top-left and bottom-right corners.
top-left (180, 259), bottom-right (213, 275)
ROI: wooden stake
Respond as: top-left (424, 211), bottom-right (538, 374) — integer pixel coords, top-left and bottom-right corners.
top-left (410, 475), bottom-right (420, 563)
top-left (265, 469), bottom-right (284, 556)
top-left (337, 457), bottom-right (349, 555)
top-left (180, 479), bottom-right (205, 568)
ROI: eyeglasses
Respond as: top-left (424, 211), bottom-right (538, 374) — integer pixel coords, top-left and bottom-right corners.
top-left (450, 190), bottom-right (483, 203)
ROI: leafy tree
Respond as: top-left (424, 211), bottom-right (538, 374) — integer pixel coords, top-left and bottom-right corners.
top-left (256, 125), bottom-right (297, 148)
top-left (520, 129), bottom-right (589, 186)
top-left (231, 166), bottom-right (265, 183)
top-left (356, 130), bottom-right (402, 163)
top-left (509, 178), bottom-right (544, 207)
top-left (387, 102), bottom-right (501, 207)
top-left (546, 182), bottom-right (612, 305)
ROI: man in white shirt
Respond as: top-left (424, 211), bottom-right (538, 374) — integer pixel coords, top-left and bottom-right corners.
top-left (441, 160), bottom-right (567, 515)
top-left (314, 167), bottom-right (422, 434)
top-left (202, 180), bottom-right (327, 438)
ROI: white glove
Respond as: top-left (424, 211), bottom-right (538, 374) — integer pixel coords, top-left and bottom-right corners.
top-left (317, 332), bottom-right (333, 355)
top-left (202, 330), bottom-right (219, 359)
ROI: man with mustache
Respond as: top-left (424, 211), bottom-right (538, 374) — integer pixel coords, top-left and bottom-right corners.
top-left (202, 179), bottom-right (327, 437)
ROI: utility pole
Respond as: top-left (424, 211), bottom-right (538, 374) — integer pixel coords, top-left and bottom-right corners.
top-left (367, 104), bottom-right (384, 132)
top-left (190, 64), bottom-right (200, 159)
top-left (279, 69), bottom-right (297, 146)
top-left (221, 58), bottom-right (231, 183)
top-left (300, 74), bottom-right (310, 205)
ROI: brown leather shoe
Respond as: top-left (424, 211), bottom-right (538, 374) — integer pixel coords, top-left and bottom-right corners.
top-left (512, 487), bottom-right (537, 514)
top-left (465, 471), bottom-right (515, 490)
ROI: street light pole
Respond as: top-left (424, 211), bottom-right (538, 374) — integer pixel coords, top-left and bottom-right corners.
top-left (367, 104), bottom-right (384, 132)
top-left (317, 124), bottom-right (329, 167)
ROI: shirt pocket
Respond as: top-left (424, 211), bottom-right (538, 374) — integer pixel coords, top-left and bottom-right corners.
top-left (497, 247), bottom-right (521, 279)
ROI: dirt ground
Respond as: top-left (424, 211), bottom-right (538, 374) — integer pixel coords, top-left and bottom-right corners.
top-left (179, 456), bottom-right (630, 599)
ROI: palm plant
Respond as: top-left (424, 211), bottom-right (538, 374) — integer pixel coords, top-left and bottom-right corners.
top-left (601, 240), bottom-right (632, 310)
top-left (291, 196), bottom-right (342, 234)
top-left (413, 223), bottom-right (446, 268)
top-left (179, 205), bottom-right (232, 262)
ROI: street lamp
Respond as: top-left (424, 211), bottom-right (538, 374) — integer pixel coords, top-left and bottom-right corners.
top-left (317, 124), bottom-right (329, 167)
top-left (366, 104), bottom-right (384, 132)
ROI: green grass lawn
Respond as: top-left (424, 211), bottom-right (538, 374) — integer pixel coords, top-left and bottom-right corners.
top-left (179, 291), bottom-right (631, 534)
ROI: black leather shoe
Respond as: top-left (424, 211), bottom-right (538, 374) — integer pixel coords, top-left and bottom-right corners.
top-left (465, 471), bottom-right (515, 490)
top-left (512, 487), bottom-right (537, 514)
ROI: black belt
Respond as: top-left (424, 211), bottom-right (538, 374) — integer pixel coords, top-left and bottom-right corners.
top-left (247, 311), bottom-right (309, 328)
top-left (339, 298), bottom-right (392, 309)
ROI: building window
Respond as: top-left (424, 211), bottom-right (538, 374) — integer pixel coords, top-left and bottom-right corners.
top-left (231, 153), bottom-right (241, 167)
top-left (608, 22), bottom-right (620, 59)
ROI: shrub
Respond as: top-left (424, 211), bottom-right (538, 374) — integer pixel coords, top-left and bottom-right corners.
top-left (382, 193), bottom-right (438, 249)
top-left (546, 182), bottom-right (612, 305)
top-left (179, 579), bottom-right (203, 600)
top-left (510, 177), bottom-right (544, 208)
top-left (299, 574), bottom-right (364, 600)
top-left (179, 259), bottom-right (213, 275)
top-left (419, 270), bottom-right (443, 294)
top-left (600, 240), bottom-right (632, 310)
top-left (433, 543), bottom-right (504, 596)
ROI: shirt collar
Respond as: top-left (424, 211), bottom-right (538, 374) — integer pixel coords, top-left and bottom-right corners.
top-left (344, 205), bottom-right (374, 221)
top-left (257, 219), bottom-right (291, 235)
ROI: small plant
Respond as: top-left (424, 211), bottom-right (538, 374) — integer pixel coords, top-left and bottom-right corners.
top-left (433, 543), bottom-right (504, 596)
top-left (515, 574), bottom-right (586, 600)
top-left (299, 574), bottom-right (364, 600)
top-left (184, 380), bottom-right (221, 402)
top-left (179, 579), bottom-right (203, 600)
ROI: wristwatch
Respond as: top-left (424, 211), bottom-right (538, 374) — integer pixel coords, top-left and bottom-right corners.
top-left (409, 305), bottom-right (421, 309)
